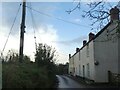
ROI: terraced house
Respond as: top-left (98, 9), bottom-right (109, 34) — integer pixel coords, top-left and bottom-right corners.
top-left (69, 7), bottom-right (120, 83)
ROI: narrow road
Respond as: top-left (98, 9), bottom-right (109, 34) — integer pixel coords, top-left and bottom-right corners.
top-left (56, 75), bottom-right (90, 88)
top-left (56, 75), bottom-right (118, 89)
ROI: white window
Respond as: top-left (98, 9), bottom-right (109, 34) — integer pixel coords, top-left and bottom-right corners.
top-left (79, 65), bottom-right (81, 75)
top-left (76, 67), bottom-right (77, 75)
top-left (86, 44), bottom-right (89, 57)
top-left (79, 51), bottom-right (80, 61)
top-left (87, 63), bottom-right (90, 77)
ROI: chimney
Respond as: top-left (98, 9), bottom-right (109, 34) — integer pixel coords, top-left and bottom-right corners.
top-left (110, 6), bottom-right (119, 22)
top-left (83, 40), bottom-right (87, 46)
top-left (69, 54), bottom-right (71, 59)
top-left (76, 48), bottom-right (79, 52)
top-left (89, 32), bottom-right (95, 41)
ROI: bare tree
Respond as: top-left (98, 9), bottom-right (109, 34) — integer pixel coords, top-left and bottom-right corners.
top-left (66, 1), bottom-right (120, 31)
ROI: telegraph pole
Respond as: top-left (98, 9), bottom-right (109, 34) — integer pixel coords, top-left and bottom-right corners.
top-left (19, 0), bottom-right (26, 63)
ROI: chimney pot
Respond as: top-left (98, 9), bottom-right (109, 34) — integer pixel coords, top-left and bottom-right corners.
top-left (110, 6), bottom-right (119, 22)
top-left (76, 48), bottom-right (79, 52)
top-left (89, 32), bottom-right (95, 41)
top-left (83, 40), bottom-right (87, 46)
top-left (69, 54), bottom-right (71, 58)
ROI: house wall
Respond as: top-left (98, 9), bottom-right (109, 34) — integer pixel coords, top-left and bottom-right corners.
top-left (73, 52), bottom-right (80, 76)
top-left (80, 41), bottom-right (95, 80)
top-left (69, 56), bottom-right (74, 75)
top-left (94, 22), bottom-right (119, 82)
top-left (69, 57), bottom-right (72, 74)
top-left (118, 33), bottom-right (120, 74)
top-left (68, 21), bottom-right (120, 83)
top-left (68, 40), bottom-right (95, 81)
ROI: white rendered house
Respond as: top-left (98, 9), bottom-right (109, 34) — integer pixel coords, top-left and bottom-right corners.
top-left (69, 7), bottom-right (120, 83)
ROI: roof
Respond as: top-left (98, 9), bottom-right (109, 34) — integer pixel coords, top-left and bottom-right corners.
top-left (70, 22), bottom-right (111, 58)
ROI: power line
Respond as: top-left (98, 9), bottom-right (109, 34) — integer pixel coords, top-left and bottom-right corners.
top-left (28, 3), bottom-right (38, 51)
top-left (1, 4), bottom-right (21, 57)
top-left (25, 5), bottom-right (91, 28)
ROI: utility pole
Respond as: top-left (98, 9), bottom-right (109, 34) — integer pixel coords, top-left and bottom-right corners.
top-left (19, 0), bottom-right (26, 63)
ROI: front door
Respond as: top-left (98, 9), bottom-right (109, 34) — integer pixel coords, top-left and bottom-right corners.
top-left (83, 65), bottom-right (85, 78)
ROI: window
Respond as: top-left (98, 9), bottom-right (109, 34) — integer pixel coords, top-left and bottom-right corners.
top-left (79, 51), bottom-right (80, 61)
top-left (86, 44), bottom-right (89, 57)
top-left (87, 63), bottom-right (90, 77)
top-left (79, 65), bottom-right (81, 75)
top-left (76, 67), bottom-right (77, 74)
top-left (83, 65), bottom-right (85, 77)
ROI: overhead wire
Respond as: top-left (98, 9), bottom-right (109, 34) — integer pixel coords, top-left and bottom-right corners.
top-left (1, 3), bottom-right (22, 58)
top-left (28, 3), bottom-right (38, 51)
top-left (25, 5), bottom-right (91, 28)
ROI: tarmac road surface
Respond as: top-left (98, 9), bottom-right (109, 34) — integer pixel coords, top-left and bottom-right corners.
top-left (56, 75), bottom-right (119, 89)
top-left (56, 75), bottom-right (90, 88)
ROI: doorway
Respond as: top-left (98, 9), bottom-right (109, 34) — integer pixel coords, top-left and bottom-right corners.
top-left (83, 65), bottom-right (85, 78)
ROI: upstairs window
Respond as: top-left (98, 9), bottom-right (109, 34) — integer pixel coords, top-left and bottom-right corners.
top-left (86, 44), bottom-right (89, 57)
top-left (79, 51), bottom-right (80, 61)
top-left (87, 63), bottom-right (90, 77)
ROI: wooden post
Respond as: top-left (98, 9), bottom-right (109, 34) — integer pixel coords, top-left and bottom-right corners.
top-left (19, 0), bottom-right (26, 63)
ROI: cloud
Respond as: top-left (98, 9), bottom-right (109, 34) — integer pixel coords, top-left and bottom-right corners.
top-left (0, 25), bottom-right (20, 56)
top-left (52, 36), bottom-right (87, 46)
top-left (57, 52), bottom-right (69, 64)
top-left (1, 2), bottom-right (69, 63)
top-left (1, 2), bottom-right (59, 35)
top-left (0, 24), bottom-right (59, 61)
top-left (1, 2), bottom-right (81, 64)
top-left (72, 18), bottom-right (81, 23)
top-left (51, 36), bottom-right (88, 63)
top-left (35, 25), bottom-right (58, 47)
top-left (0, 24), bottom-right (75, 64)
top-left (2, 2), bottom-right (21, 28)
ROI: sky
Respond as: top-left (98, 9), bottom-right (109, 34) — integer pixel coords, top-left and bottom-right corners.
top-left (0, 1), bottom-right (118, 64)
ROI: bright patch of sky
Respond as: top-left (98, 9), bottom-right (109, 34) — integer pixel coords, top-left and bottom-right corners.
top-left (0, 2), bottom-right (118, 64)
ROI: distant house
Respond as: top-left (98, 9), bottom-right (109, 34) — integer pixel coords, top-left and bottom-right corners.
top-left (69, 7), bottom-right (120, 83)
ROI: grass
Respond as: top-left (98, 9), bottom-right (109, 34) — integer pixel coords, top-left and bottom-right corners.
top-left (2, 62), bottom-right (56, 88)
